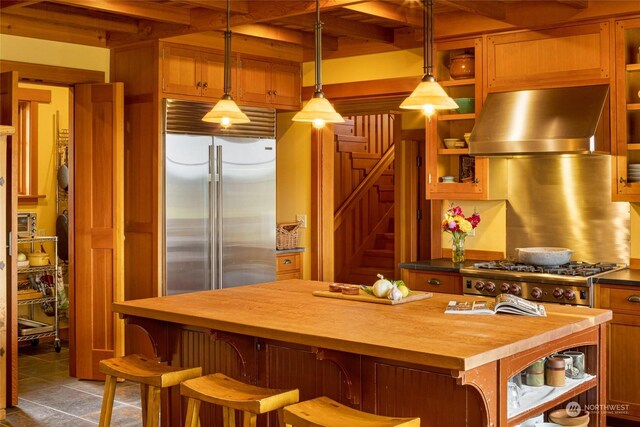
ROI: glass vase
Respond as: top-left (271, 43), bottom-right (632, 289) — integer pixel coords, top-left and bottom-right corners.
top-left (452, 234), bottom-right (465, 263)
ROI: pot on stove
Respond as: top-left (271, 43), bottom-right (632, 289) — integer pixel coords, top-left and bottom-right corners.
top-left (515, 247), bottom-right (574, 266)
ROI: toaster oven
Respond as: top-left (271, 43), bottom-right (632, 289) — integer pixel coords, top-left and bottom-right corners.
top-left (17, 212), bottom-right (37, 239)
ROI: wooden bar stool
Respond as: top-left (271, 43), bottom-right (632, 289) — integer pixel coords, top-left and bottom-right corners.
top-left (98, 354), bottom-right (202, 427)
top-left (180, 373), bottom-right (299, 427)
top-left (283, 396), bottom-right (421, 427)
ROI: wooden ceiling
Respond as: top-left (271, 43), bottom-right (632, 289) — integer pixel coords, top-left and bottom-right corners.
top-left (0, 0), bottom-right (634, 61)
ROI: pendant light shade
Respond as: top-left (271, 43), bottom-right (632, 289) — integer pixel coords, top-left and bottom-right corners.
top-left (400, 0), bottom-right (457, 117)
top-left (292, 0), bottom-right (344, 128)
top-left (202, 0), bottom-right (249, 127)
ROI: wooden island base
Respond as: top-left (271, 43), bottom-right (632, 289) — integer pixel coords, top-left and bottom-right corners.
top-left (113, 280), bottom-right (611, 427)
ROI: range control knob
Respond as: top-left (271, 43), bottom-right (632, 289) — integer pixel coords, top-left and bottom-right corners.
top-left (500, 283), bottom-right (511, 293)
top-left (485, 281), bottom-right (496, 293)
top-left (510, 284), bottom-right (522, 296)
top-left (474, 281), bottom-right (485, 291)
top-left (531, 287), bottom-right (543, 299)
top-left (564, 289), bottom-right (576, 301)
top-left (553, 288), bottom-right (564, 299)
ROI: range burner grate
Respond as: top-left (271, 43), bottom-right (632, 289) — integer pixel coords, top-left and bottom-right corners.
top-left (473, 261), bottom-right (619, 277)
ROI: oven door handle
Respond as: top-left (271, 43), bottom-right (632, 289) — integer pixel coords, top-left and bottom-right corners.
top-left (628, 295), bottom-right (640, 304)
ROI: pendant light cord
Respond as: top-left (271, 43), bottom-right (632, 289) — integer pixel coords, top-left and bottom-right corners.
top-left (224, 0), bottom-right (232, 96)
top-left (424, 0), bottom-right (433, 77)
top-left (314, 0), bottom-right (323, 95)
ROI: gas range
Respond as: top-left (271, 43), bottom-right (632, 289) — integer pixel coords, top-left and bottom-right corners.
top-left (460, 261), bottom-right (626, 307)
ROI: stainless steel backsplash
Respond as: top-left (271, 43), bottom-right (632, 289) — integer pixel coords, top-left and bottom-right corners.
top-left (506, 156), bottom-right (629, 264)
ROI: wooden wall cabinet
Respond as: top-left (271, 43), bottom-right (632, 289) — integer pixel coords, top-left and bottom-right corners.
top-left (162, 44), bottom-right (232, 100)
top-left (276, 252), bottom-right (302, 280)
top-left (427, 37), bottom-right (506, 201)
top-left (400, 269), bottom-right (463, 295)
top-left (237, 56), bottom-right (300, 109)
top-left (614, 17), bottom-right (640, 202)
top-left (597, 283), bottom-right (640, 422)
top-left (486, 22), bottom-right (611, 92)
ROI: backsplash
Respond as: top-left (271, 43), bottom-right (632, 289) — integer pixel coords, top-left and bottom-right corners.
top-left (506, 156), bottom-right (629, 264)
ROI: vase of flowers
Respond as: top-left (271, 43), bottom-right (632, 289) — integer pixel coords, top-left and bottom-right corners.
top-left (442, 205), bottom-right (480, 263)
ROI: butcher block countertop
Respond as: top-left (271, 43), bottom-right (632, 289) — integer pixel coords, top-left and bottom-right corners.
top-left (112, 280), bottom-right (612, 372)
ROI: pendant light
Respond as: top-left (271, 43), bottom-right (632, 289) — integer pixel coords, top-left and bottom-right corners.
top-left (202, 0), bottom-right (250, 127)
top-left (292, 0), bottom-right (344, 129)
top-left (400, 0), bottom-right (458, 117)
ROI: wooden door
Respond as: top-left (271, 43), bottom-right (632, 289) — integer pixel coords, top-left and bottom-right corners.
top-left (270, 62), bottom-right (300, 108)
top-left (162, 45), bottom-right (202, 97)
top-left (237, 57), bottom-right (270, 104)
top-left (0, 71), bottom-right (18, 408)
top-left (73, 83), bottom-right (124, 380)
top-left (200, 51), bottom-right (230, 100)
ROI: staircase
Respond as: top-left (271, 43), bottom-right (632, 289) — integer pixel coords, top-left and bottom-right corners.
top-left (333, 114), bottom-right (397, 286)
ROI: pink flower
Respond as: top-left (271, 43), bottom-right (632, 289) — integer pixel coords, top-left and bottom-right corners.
top-left (468, 213), bottom-right (481, 228)
top-left (447, 220), bottom-right (458, 231)
top-left (450, 206), bottom-right (463, 217)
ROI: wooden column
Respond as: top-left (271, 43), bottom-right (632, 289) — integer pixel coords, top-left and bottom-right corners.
top-left (310, 126), bottom-right (334, 281)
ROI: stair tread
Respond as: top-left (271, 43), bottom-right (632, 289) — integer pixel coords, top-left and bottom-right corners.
top-left (363, 248), bottom-right (394, 256)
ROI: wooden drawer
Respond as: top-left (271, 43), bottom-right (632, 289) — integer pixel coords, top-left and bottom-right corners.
top-left (608, 288), bottom-right (640, 313)
top-left (276, 252), bottom-right (302, 280)
top-left (401, 269), bottom-right (462, 294)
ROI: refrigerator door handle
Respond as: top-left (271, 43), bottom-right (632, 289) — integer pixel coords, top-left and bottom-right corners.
top-left (209, 144), bottom-right (216, 290)
top-left (216, 144), bottom-right (224, 289)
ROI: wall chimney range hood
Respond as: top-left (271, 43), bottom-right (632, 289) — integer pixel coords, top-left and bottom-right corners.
top-left (468, 85), bottom-right (610, 156)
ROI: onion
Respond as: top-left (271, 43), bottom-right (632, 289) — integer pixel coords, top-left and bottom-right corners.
top-left (372, 274), bottom-right (392, 298)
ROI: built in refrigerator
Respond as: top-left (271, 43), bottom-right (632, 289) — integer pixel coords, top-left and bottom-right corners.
top-left (164, 132), bottom-right (276, 295)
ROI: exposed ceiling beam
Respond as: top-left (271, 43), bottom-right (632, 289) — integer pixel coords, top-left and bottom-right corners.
top-left (54, 0), bottom-right (192, 25)
top-left (0, 14), bottom-right (107, 46)
top-left (0, 0), bottom-right (43, 10)
top-left (302, 32), bottom-right (339, 51)
top-left (558, 0), bottom-right (589, 9)
top-left (231, 24), bottom-right (304, 45)
top-left (168, 0), bottom-right (250, 14)
top-left (343, 2), bottom-right (423, 28)
top-left (279, 13), bottom-right (393, 43)
top-left (439, 0), bottom-right (506, 21)
top-left (3, 6), bottom-right (139, 33)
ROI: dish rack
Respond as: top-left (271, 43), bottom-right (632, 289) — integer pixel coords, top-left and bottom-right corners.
top-left (276, 222), bottom-right (301, 250)
top-left (17, 236), bottom-right (61, 352)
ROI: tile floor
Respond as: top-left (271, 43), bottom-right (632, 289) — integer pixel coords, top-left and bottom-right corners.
top-left (3, 341), bottom-right (142, 426)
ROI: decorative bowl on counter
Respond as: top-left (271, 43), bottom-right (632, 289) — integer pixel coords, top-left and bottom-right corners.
top-left (515, 247), bottom-right (574, 266)
top-left (454, 98), bottom-right (475, 114)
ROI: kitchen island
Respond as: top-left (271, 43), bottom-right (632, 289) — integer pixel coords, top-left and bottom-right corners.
top-left (113, 280), bottom-right (611, 427)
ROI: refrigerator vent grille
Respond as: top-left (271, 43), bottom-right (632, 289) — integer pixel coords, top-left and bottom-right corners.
top-left (164, 99), bottom-right (276, 138)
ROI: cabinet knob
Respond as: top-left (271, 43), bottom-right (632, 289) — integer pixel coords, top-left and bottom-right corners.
top-left (283, 258), bottom-right (292, 265)
top-left (0, 261), bottom-right (4, 270)
top-left (273, 90), bottom-right (278, 96)
top-left (473, 178), bottom-right (480, 184)
top-left (628, 295), bottom-right (640, 303)
top-left (196, 81), bottom-right (202, 88)
top-left (203, 82), bottom-right (208, 89)
top-left (427, 278), bottom-right (440, 285)
top-left (620, 176), bottom-right (627, 184)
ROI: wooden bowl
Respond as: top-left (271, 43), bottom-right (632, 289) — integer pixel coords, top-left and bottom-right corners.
top-left (548, 409), bottom-right (589, 426)
top-left (341, 285), bottom-right (360, 295)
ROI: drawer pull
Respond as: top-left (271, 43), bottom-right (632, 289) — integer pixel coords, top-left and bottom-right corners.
top-left (427, 278), bottom-right (440, 286)
top-left (628, 295), bottom-right (640, 303)
top-left (283, 258), bottom-right (292, 265)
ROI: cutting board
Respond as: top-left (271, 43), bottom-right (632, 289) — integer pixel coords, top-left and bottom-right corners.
top-left (312, 289), bottom-right (433, 305)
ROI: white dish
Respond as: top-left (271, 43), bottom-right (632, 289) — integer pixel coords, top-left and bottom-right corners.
top-left (441, 176), bottom-right (455, 182)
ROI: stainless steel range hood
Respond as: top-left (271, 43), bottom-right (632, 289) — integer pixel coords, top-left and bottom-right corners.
top-left (468, 85), bottom-right (610, 156)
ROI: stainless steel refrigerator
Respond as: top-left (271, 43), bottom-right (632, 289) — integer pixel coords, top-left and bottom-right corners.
top-left (164, 133), bottom-right (276, 295)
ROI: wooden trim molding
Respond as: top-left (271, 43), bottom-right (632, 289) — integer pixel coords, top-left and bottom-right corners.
top-left (0, 60), bottom-right (104, 86)
top-left (310, 126), bottom-right (334, 281)
top-left (441, 248), bottom-right (505, 261)
top-left (302, 76), bottom-right (420, 101)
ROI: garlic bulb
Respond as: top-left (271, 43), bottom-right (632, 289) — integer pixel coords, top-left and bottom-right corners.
top-left (387, 284), bottom-right (403, 301)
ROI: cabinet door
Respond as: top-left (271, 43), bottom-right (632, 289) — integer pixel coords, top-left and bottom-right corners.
top-left (237, 57), bottom-right (270, 105)
top-left (162, 46), bottom-right (202, 97)
top-left (270, 62), bottom-right (300, 109)
top-left (276, 253), bottom-right (302, 280)
top-left (613, 17), bottom-right (640, 202)
top-left (200, 51), bottom-right (233, 101)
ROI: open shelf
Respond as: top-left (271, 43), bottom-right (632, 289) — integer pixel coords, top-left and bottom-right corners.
top-left (507, 374), bottom-right (596, 425)
top-left (626, 63), bottom-right (640, 72)
top-left (438, 113), bottom-right (475, 121)
top-left (628, 143), bottom-right (640, 150)
top-left (627, 103), bottom-right (640, 111)
top-left (438, 148), bottom-right (469, 155)
top-left (440, 78), bottom-right (475, 87)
